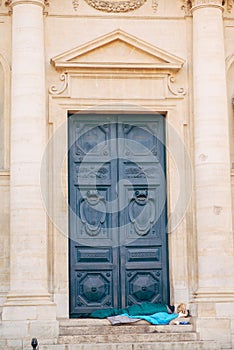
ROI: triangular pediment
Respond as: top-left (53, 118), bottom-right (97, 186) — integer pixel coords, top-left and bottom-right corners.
top-left (51, 30), bottom-right (184, 71)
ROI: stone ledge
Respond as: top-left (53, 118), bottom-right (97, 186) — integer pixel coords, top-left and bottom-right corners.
top-left (59, 323), bottom-right (194, 336)
top-left (58, 332), bottom-right (198, 344)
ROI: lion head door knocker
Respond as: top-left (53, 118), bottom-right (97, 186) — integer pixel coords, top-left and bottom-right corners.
top-left (129, 189), bottom-right (155, 236)
top-left (80, 190), bottom-right (106, 236)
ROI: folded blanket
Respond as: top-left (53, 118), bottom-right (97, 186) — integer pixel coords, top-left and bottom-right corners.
top-left (107, 315), bottom-right (141, 325)
top-left (90, 302), bottom-right (169, 319)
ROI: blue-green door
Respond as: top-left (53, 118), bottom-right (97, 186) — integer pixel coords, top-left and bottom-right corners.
top-left (68, 114), bottom-right (169, 317)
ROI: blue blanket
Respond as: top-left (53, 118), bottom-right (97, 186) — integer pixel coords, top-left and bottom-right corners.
top-left (120, 312), bottom-right (178, 325)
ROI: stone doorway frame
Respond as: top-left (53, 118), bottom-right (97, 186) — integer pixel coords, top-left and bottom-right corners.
top-left (47, 29), bottom-right (194, 318)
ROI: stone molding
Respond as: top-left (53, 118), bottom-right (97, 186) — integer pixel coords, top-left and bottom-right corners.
top-left (193, 289), bottom-right (234, 302)
top-left (50, 29), bottom-right (185, 71)
top-left (193, 0), bottom-right (223, 5)
top-left (49, 30), bottom-right (186, 99)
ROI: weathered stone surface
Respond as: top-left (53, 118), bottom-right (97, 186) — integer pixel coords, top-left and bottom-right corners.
top-left (0, 0), bottom-right (234, 349)
top-left (39, 341), bottom-right (219, 350)
top-left (58, 332), bottom-right (198, 344)
top-left (59, 324), bottom-right (193, 336)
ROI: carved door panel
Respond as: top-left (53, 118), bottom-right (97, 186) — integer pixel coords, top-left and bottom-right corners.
top-left (68, 114), bottom-right (169, 317)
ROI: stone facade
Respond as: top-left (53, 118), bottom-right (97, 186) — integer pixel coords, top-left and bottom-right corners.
top-left (0, 0), bottom-right (234, 349)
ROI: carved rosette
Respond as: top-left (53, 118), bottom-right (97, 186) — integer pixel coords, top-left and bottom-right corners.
top-left (84, 0), bottom-right (147, 13)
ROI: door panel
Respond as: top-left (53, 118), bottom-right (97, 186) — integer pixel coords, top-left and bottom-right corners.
top-left (68, 114), bottom-right (169, 317)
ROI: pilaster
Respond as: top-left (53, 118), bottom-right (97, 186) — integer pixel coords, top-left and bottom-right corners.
top-left (191, 2), bottom-right (234, 346)
top-left (192, 0), bottom-right (234, 308)
top-left (1, 0), bottom-right (58, 342)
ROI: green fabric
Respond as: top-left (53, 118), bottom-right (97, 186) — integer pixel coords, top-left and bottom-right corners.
top-left (90, 302), bottom-right (168, 319)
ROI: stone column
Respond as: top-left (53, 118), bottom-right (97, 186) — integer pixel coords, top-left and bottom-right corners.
top-left (192, 0), bottom-right (234, 300)
top-left (2, 0), bottom-right (57, 337)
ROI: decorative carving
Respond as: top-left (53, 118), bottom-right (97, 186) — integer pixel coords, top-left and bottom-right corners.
top-left (80, 190), bottom-right (106, 236)
top-left (128, 248), bottom-right (160, 262)
top-left (84, 0), bottom-right (147, 13)
top-left (227, 0), bottom-right (234, 11)
top-left (129, 272), bottom-right (160, 302)
top-left (129, 190), bottom-right (155, 236)
top-left (49, 73), bottom-right (68, 95)
top-left (152, 0), bottom-right (158, 12)
top-left (75, 125), bottom-right (109, 156)
top-left (79, 273), bottom-right (110, 303)
top-left (125, 165), bottom-right (158, 179)
top-left (77, 248), bottom-right (111, 263)
top-left (72, 0), bottom-right (79, 10)
top-left (76, 165), bottom-right (109, 180)
top-left (167, 74), bottom-right (186, 97)
top-left (181, 0), bottom-right (192, 14)
top-left (123, 124), bottom-right (157, 156)
top-left (181, 0), bottom-right (227, 12)
top-left (4, 0), bottom-right (11, 7)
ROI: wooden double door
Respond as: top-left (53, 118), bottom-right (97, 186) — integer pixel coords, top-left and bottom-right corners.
top-left (68, 114), bottom-right (169, 317)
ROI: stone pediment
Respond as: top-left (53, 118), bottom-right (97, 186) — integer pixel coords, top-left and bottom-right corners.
top-left (51, 29), bottom-right (184, 72)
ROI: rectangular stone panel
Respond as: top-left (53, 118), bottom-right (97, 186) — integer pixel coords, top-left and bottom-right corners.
top-left (70, 76), bottom-right (166, 100)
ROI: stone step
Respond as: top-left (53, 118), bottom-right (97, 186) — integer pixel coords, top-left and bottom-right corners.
top-left (39, 341), bottom-right (219, 350)
top-left (58, 331), bottom-right (198, 344)
top-left (59, 318), bottom-right (192, 327)
top-left (59, 324), bottom-right (193, 336)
